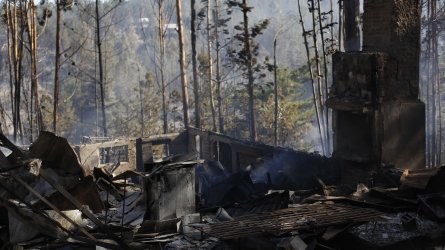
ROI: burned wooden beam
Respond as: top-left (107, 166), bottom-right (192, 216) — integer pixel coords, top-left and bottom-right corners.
top-left (0, 133), bottom-right (25, 159)
top-left (29, 131), bottom-right (86, 177)
top-left (39, 169), bottom-right (131, 250)
top-left (9, 172), bottom-right (96, 241)
top-left (0, 179), bottom-right (123, 249)
top-left (32, 175), bottom-right (105, 213)
top-left (0, 198), bottom-right (67, 243)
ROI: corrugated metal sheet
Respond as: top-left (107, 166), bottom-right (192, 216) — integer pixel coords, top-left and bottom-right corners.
top-left (200, 203), bottom-right (382, 239)
top-left (225, 191), bottom-right (289, 217)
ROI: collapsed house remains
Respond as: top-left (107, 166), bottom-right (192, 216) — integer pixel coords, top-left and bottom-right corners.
top-left (1, 124), bottom-right (445, 249)
top-left (0, 0), bottom-right (444, 249)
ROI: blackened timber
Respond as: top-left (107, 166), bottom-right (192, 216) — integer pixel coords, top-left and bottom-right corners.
top-left (0, 132), bottom-right (25, 158)
top-left (10, 173), bottom-right (96, 241)
top-left (39, 169), bottom-right (131, 249)
top-left (0, 181), bottom-right (121, 249)
top-left (176, 0), bottom-right (190, 129)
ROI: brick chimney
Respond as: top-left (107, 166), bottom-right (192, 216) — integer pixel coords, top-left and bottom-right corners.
top-left (328, 0), bottom-right (425, 169)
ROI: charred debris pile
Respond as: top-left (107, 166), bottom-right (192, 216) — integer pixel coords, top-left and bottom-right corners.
top-left (0, 130), bottom-right (444, 249)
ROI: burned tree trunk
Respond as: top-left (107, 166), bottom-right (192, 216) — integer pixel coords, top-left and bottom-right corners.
top-left (12, 0), bottom-right (25, 142)
top-left (53, 0), bottom-right (61, 134)
top-left (298, 0), bottom-right (325, 155)
top-left (316, 0), bottom-right (331, 152)
top-left (207, 0), bottom-right (217, 131)
top-left (5, 0), bottom-right (14, 133)
top-left (273, 38), bottom-right (278, 146)
top-left (329, 0), bottom-right (335, 50)
top-left (343, 0), bottom-right (360, 51)
top-left (191, 0), bottom-right (201, 129)
top-left (338, 0), bottom-right (343, 51)
top-left (27, 1), bottom-right (43, 135)
top-left (158, 0), bottom-right (168, 134)
top-left (309, 0), bottom-right (326, 152)
top-left (215, 0), bottom-right (224, 133)
top-left (242, 0), bottom-right (256, 143)
top-left (95, 0), bottom-right (107, 137)
top-left (431, 0), bottom-right (439, 166)
top-left (423, 0), bottom-right (432, 167)
top-left (176, 0), bottom-right (189, 129)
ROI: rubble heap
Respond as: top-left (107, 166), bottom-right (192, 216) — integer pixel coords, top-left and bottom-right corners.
top-left (1, 131), bottom-right (445, 249)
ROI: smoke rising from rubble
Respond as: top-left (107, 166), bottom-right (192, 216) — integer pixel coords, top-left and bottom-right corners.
top-left (249, 150), bottom-right (339, 191)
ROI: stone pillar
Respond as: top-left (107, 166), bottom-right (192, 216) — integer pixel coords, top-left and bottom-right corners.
top-left (328, 0), bottom-right (425, 169)
top-left (362, 0), bottom-right (421, 99)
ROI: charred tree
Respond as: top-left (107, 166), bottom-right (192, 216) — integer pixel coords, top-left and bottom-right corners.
top-left (214, 0), bottom-right (224, 133)
top-left (176, 0), bottom-right (189, 129)
top-left (158, 0), bottom-right (168, 134)
top-left (329, 0), bottom-right (335, 51)
top-left (425, 0), bottom-right (432, 167)
top-left (4, 0), bottom-right (47, 139)
top-left (316, 0), bottom-right (331, 152)
top-left (53, 0), bottom-right (61, 134)
top-left (5, 0), bottom-right (14, 133)
top-left (297, 0), bottom-right (325, 154)
top-left (308, 0), bottom-right (326, 152)
top-left (273, 37), bottom-right (278, 146)
top-left (26, 0), bottom-right (43, 138)
top-left (431, 0), bottom-right (439, 166)
top-left (191, 0), bottom-right (201, 128)
top-left (10, 0), bottom-right (25, 142)
top-left (226, 0), bottom-right (268, 143)
top-left (338, 0), bottom-right (343, 50)
top-left (206, 0), bottom-right (217, 131)
top-left (95, 0), bottom-right (107, 137)
top-left (242, 0), bottom-right (256, 142)
top-left (343, 0), bottom-right (360, 51)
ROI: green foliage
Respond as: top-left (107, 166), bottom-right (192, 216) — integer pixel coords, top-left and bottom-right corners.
top-left (257, 67), bottom-right (315, 149)
top-left (223, 85), bottom-right (250, 139)
top-left (108, 69), bottom-right (162, 138)
top-left (225, 0), bottom-right (270, 85)
top-left (196, 52), bottom-right (215, 131)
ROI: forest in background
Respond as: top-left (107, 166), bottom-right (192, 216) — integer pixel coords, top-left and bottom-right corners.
top-left (0, 0), bottom-right (332, 150)
top-left (0, 0), bottom-right (443, 164)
